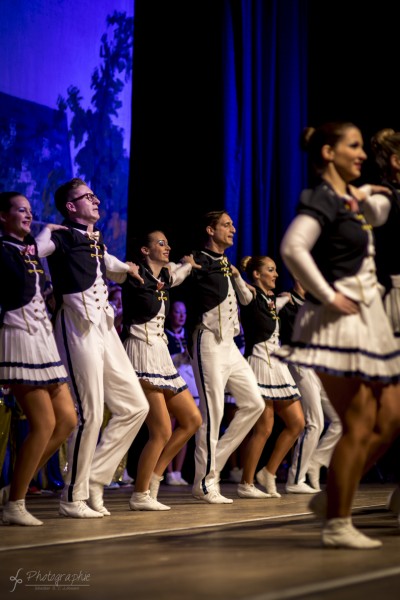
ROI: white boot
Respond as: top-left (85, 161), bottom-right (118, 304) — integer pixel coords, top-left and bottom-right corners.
top-left (2, 499), bottom-right (43, 526)
top-left (149, 473), bottom-right (163, 499)
top-left (322, 517), bottom-right (382, 549)
top-left (174, 471), bottom-right (189, 485)
top-left (237, 483), bottom-right (271, 499)
top-left (306, 463), bottom-right (322, 492)
top-left (59, 500), bottom-right (103, 518)
top-left (88, 483), bottom-right (111, 516)
top-left (256, 468), bottom-right (281, 498)
top-left (285, 481), bottom-right (319, 494)
top-left (129, 490), bottom-right (170, 511)
top-left (308, 490), bottom-right (327, 519)
top-left (386, 485), bottom-right (400, 514)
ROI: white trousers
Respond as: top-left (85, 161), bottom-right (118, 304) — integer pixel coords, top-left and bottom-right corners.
top-left (55, 307), bottom-right (149, 501)
top-left (310, 389), bottom-right (342, 469)
top-left (191, 329), bottom-right (264, 495)
top-left (287, 366), bottom-right (341, 485)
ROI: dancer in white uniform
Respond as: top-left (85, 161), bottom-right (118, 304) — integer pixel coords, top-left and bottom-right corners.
top-left (186, 211), bottom-right (265, 504)
top-left (36, 178), bottom-right (149, 518)
top-left (121, 230), bottom-right (201, 511)
top-left (281, 281), bottom-right (341, 493)
top-left (0, 191), bottom-right (77, 526)
top-left (236, 255), bottom-right (304, 499)
top-left (369, 128), bottom-right (400, 518)
top-left (276, 122), bottom-right (400, 549)
top-left (369, 128), bottom-right (400, 343)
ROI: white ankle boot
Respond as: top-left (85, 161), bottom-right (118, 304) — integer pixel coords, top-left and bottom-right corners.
top-left (149, 473), bottom-right (163, 499)
top-left (2, 499), bottom-right (43, 526)
top-left (306, 463), bottom-right (321, 491)
top-left (256, 468), bottom-right (281, 498)
top-left (129, 490), bottom-right (170, 511)
top-left (322, 517), bottom-right (382, 549)
top-left (88, 483), bottom-right (110, 516)
top-left (308, 490), bottom-right (327, 518)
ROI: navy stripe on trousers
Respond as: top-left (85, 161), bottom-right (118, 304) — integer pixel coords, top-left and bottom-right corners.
top-left (60, 309), bottom-right (85, 502)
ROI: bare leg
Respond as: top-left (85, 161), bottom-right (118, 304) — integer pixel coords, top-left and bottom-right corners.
top-left (166, 417), bottom-right (178, 474)
top-left (266, 399), bottom-right (305, 475)
top-left (9, 385), bottom-right (56, 500)
top-left (173, 444), bottom-right (187, 473)
top-left (362, 383), bottom-right (400, 474)
top-left (318, 374), bottom-right (377, 518)
top-left (154, 389), bottom-right (201, 476)
top-left (37, 383), bottom-right (77, 469)
top-left (241, 403), bottom-right (273, 484)
top-left (135, 383), bottom-right (172, 492)
top-left (166, 416), bottom-right (190, 474)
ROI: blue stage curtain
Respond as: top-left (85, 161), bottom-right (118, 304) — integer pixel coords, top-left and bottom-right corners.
top-left (222, 0), bottom-right (308, 281)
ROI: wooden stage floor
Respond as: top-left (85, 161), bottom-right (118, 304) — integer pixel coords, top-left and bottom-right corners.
top-left (1, 482), bottom-right (400, 600)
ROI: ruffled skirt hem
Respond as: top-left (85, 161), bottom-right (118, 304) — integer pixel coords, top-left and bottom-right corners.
top-left (0, 324), bottom-right (68, 386)
top-left (274, 293), bottom-right (400, 384)
top-left (124, 336), bottom-right (188, 393)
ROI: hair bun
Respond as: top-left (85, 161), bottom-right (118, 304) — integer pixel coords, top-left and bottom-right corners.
top-left (240, 256), bottom-right (251, 272)
top-left (300, 126), bottom-right (315, 151)
top-left (371, 128), bottom-right (396, 153)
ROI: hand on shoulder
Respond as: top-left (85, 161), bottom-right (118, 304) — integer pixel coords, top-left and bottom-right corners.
top-left (350, 184), bottom-right (392, 201)
top-left (126, 261), bottom-right (144, 284)
top-left (46, 224), bottom-right (69, 232)
top-left (180, 254), bottom-right (202, 269)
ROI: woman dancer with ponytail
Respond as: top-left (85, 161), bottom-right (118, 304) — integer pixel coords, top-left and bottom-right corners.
top-left (122, 230), bottom-right (202, 511)
top-left (277, 122), bottom-right (400, 549)
top-left (236, 255), bottom-right (304, 500)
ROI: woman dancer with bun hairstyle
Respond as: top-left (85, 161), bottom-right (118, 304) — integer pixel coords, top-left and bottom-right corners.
top-left (369, 128), bottom-right (400, 340)
top-left (368, 128), bottom-right (400, 519)
top-left (0, 191), bottom-right (77, 526)
top-left (236, 255), bottom-right (304, 500)
top-left (277, 122), bottom-right (400, 549)
top-left (121, 230), bottom-right (202, 511)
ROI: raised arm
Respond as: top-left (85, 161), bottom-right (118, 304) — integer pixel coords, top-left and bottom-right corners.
top-left (169, 254), bottom-right (202, 287)
top-left (35, 225), bottom-right (58, 257)
top-left (352, 184), bottom-right (391, 226)
top-left (105, 254), bottom-right (144, 284)
top-left (231, 264), bottom-right (253, 305)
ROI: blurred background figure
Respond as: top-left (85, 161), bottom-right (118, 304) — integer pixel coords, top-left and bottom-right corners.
top-left (278, 122), bottom-right (400, 549)
top-left (103, 281), bottom-right (134, 488)
top-left (108, 282), bottom-right (123, 337)
top-left (279, 280), bottom-right (341, 493)
top-left (165, 299), bottom-right (200, 485)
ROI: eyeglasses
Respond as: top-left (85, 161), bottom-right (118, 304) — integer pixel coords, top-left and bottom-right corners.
top-left (70, 192), bottom-right (99, 204)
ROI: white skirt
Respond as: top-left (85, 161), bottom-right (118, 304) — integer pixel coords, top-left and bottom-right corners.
top-left (384, 278), bottom-right (400, 344)
top-left (0, 322), bottom-right (68, 386)
top-left (124, 335), bottom-right (188, 393)
top-left (274, 291), bottom-right (400, 383)
top-left (248, 353), bottom-right (300, 401)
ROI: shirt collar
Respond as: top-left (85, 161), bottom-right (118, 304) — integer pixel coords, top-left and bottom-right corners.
top-left (62, 218), bottom-right (99, 234)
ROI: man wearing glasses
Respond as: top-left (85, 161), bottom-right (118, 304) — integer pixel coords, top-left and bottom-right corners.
top-left (36, 178), bottom-right (149, 518)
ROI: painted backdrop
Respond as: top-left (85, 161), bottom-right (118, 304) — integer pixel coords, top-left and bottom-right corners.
top-left (0, 0), bottom-right (133, 258)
